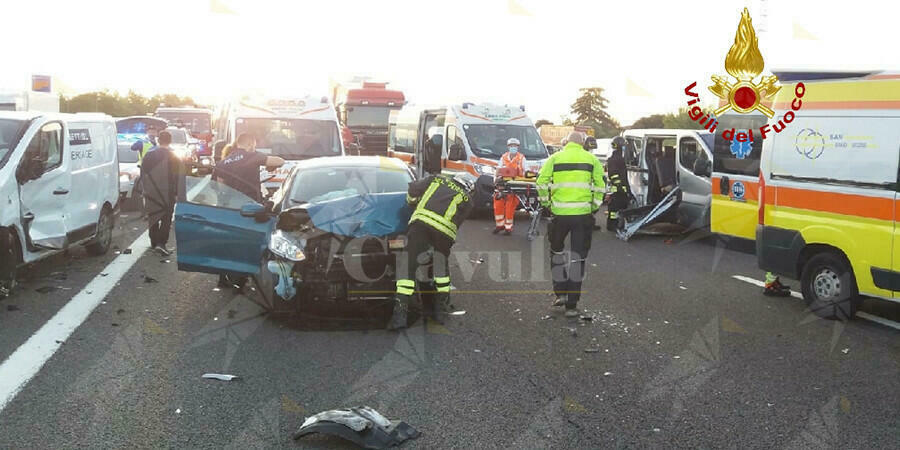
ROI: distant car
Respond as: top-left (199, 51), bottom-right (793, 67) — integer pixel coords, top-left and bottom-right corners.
top-left (173, 156), bottom-right (416, 308)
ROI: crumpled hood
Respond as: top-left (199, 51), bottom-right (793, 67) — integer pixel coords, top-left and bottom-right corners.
top-left (303, 192), bottom-right (412, 238)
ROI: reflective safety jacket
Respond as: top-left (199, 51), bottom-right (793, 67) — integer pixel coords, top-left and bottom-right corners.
top-left (499, 151), bottom-right (525, 177)
top-left (131, 138), bottom-right (156, 163)
top-left (407, 175), bottom-right (474, 241)
top-left (536, 142), bottom-right (605, 215)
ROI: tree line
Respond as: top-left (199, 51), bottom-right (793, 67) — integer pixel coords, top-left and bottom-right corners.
top-left (59, 90), bottom-right (199, 117)
top-left (536, 87), bottom-right (706, 138)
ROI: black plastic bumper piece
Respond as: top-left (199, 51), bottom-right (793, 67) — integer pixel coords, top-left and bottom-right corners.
top-left (756, 225), bottom-right (805, 278)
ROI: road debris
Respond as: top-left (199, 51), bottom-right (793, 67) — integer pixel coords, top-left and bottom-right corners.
top-left (603, 372), bottom-right (613, 376)
top-left (678, 286), bottom-right (687, 290)
top-left (565, 327), bottom-right (577, 337)
top-left (35, 286), bottom-right (59, 294)
top-left (116, 309), bottom-right (125, 314)
top-left (673, 355), bottom-right (681, 359)
top-left (580, 314), bottom-right (593, 322)
top-left (842, 348), bottom-right (849, 354)
top-left (144, 276), bottom-right (158, 283)
top-left (541, 315), bottom-right (553, 320)
top-left (100, 273), bottom-right (109, 277)
top-left (474, 349), bottom-right (482, 353)
top-left (584, 348), bottom-right (600, 353)
top-left (160, 259), bottom-right (170, 264)
top-left (227, 309), bottom-right (238, 319)
top-left (293, 406), bottom-right (420, 449)
top-left (202, 373), bottom-right (239, 381)
top-left (175, 408), bottom-right (181, 414)
top-left (212, 287), bottom-right (221, 292)
top-left (450, 310), bottom-right (466, 316)
top-left (123, 248), bottom-right (132, 254)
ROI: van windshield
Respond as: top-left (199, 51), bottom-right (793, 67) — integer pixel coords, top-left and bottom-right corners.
top-left (0, 118), bottom-right (26, 169)
top-left (156, 111), bottom-right (211, 134)
top-left (236, 118), bottom-right (341, 159)
top-left (463, 124), bottom-right (548, 160)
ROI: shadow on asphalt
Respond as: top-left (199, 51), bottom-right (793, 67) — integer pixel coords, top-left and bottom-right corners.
top-left (264, 297), bottom-right (426, 332)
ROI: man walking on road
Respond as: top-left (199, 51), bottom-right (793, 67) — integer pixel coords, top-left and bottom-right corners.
top-left (141, 131), bottom-right (181, 256)
top-left (537, 131), bottom-right (605, 317)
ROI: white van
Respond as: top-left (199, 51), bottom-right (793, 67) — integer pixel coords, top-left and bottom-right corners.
top-left (621, 128), bottom-right (714, 229)
top-left (396, 103), bottom-right (549, 209)
top-left (0, 112), bottom-right (119, 295)
top-left (213, 96), bottom-right (345, 191)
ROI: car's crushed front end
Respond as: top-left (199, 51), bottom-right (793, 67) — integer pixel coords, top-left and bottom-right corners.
top-left (266, 192), bottom-right (411, 302)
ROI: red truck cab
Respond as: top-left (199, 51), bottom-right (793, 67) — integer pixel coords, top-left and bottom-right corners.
top-left (333, 81), bottom-right (406, 156)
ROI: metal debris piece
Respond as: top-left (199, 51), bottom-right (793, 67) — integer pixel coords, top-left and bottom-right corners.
top-left (212, 287), bottom-right (221, 292)
top-left (293, 406), bottom-right (421, 449)
top-left (474, 349), bottom-right (482, 353)
top-left (35, 286), bottom-right (59, 294)
top-left (580, 314), bottom-right (593, 322)
top-left (175, 408), bottom-right (181, 414)
top-left (678, 286), bottom-right (687, 290)
top-left (450, 310), bottom-right (466, 316)
top-left (202, 373), bottom-right (239, 381)
top-left (541, 315), bottom-right (553, 320)
top-left (144, 276), bottom-right (158, 283)
top-left (841, 348), bottom-right (849, 354)
top-left (603, 372), bottom-right (612, 376)
top-left (584, 348), bottom-right (600, 353)
top-left (160, 259), bottom-right (170, 264)
top-left (513, 308), bottom-right (521, 313)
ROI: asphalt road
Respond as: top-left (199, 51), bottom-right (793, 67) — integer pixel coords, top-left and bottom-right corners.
top-left (0, 212), bottom-right (898, 449)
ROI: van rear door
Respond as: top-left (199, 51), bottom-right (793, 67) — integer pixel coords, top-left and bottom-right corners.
top-left (711, 113), bottom-right (767, 240)
top-left (17, 121), bottom-right (70, 250)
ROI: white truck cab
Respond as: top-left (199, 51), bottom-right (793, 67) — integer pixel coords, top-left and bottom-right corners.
top-left (214, 96), bottom-right (345, 191)
top-left (0, 112), bottom-right (119, 296)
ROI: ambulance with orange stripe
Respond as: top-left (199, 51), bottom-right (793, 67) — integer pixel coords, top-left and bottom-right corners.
top-left (213, 96), bottom-right (345, 191)
top-left (439, 102), bottom-right (549, 208)
top-left (753, 72), bottom-right (900, 319)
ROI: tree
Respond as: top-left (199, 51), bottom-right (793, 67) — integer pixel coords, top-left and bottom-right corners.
top-left (662, 107), bottom-right (705, 130)
top-left (630, 114), bottom-right (665, 129)
top-left (534, 119), bottom-right (553, 129)
top-left (60, 91), bottom-right (197, 116)
top-left (569, 87), bottom-right (620, 137)
top-left (569, 87), bottom-right (617, 128)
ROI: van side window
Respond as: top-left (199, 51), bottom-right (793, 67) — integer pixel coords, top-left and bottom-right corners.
top-left (679, 137), bottom-right (700, 171)
top-left (25, 122), bottom-right (63, 173)
top-left (446, 125), bottom-right (462, 149)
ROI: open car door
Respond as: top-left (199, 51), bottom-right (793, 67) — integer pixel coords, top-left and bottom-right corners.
top-left (174, 176), bottom-right (273, 275)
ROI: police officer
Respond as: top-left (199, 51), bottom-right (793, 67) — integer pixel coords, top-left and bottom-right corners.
top-left (388, 149), bottom-right (476, 330)
top-left (605, 136), bottom-right (632, 231)
top-left (537, 131), bottom-right (605, 317)
top-left (131, 124), bottom-right (159, 163)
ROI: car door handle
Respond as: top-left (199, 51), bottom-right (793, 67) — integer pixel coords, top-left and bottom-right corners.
top-left (180, 213), bottom-right (206, 221)
top-left (53, 188), bottom-right (69, 195)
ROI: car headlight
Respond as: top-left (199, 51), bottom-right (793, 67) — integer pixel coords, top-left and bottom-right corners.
top-left (269, 230), bottom-right (306, 261)
top-left (475, 163), bottom-right (496, 176)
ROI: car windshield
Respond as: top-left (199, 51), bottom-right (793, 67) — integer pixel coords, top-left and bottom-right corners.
top-left (463, 124), bottom-right (548, 160)
top-left (237, 118), bottom-right (341, 159)
top-left (345, 106), bottom-right (394, 128)
top-left (155, 111), bottom-right (211, 134)
top-left (289, 165), bottom-right (411, 204)
top-left (0, 118), bottom-right (26, 169)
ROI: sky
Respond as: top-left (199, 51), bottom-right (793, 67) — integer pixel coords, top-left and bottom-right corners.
top-left (1, 0), bottom-right (897, 125)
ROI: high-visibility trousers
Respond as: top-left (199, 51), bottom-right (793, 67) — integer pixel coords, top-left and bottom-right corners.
top-left (493, 194), bottom-right (519, 231)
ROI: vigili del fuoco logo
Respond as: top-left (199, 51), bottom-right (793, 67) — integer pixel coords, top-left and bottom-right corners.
top-left (683, 8), bottom-right (806, 144)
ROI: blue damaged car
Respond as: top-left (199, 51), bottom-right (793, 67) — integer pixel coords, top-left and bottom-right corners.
top-left (173, 156), bottom-right (415, 307)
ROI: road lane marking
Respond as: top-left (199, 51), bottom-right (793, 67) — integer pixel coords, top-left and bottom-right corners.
top-left (0, 232), bottom-right (151, 413)
top-left (731, 275), bottom-right (900, 331)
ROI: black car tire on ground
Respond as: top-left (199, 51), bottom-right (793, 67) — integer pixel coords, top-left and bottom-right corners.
top-left (800, 251), bottom-right (860, 321)
top-left (0, 228), bottom-right (19, 298)
top-left (86, 206), bottom-right (114, 256)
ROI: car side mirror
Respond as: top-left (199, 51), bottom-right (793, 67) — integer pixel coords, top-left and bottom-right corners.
top-left (449, 143), bottom-right (466, 161)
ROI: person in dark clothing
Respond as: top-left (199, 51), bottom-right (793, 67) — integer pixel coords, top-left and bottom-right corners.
top-left (388, 168), bottom-right (476, 331)
top-left (215, 133), bottom-right (285, 203)
top-left (213, 133), bottom-right (285, 289)
top-left (141, 131), bottom-right (182, 255)
top-left (605, 136), bottom-right (632, 231)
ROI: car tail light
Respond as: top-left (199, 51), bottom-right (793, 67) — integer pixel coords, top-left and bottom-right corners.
top-left (758, 170), bottom-right (765, 225)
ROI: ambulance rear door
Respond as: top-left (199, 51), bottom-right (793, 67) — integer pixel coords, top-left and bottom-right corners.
top-left (710, 112), bottom-right (767, 240)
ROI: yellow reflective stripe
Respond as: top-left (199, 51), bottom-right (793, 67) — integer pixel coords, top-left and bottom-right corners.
top-left (552, 201), bottom-right (592, 209)
top-left (396, 279), bottom-right (415, 295)
top-left (444, 192), bottom-right (464, 222)
top-left (414, 209), bottom-right (457, 234)
top-left (418, 180), bottom-right (440, 208)
top-left (549, 182), bottom-right (593, 189)
top-left (434, 276), bottom-right (450, 284)
top-left (411, 214), bottom-right (457, 239)
top-left (436, 284), bottom-right (451, 293)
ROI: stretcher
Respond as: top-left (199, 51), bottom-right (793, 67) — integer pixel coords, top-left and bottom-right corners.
top-left (496, 176), bottom-right (544, 241)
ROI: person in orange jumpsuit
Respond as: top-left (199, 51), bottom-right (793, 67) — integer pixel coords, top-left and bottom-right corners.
top-left (493, 137), bottom-right (526, 235)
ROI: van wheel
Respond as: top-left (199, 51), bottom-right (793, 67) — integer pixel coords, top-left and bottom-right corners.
top-left (0, 229), bottom-right (20, 298)
top-left (86, 207), bottom-right (114, 256)
top-left (800, 252), bottom-right (860, 321)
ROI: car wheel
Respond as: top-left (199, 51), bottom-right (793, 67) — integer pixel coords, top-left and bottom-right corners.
top-left (800, 252), bottom-right (860, 321)
top-left (86, 207), bottom-right (114, 256)
top-left (0, 229), bottom-right (20, 298)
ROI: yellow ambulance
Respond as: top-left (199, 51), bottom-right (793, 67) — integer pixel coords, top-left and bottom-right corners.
top-left (754, 72), bottom-right (900, 319)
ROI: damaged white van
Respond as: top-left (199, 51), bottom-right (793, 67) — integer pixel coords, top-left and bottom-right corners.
top-left (0, 111), bottom-right (119, 297)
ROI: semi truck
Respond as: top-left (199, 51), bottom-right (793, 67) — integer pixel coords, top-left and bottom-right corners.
top-left (0, 90), bottom-right (60, 112)
top-left (331, 80), bottom-right (406, 156)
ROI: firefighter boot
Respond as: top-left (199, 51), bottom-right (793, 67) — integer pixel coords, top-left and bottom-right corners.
top-left (429, 292), bottom-right (452, 324)
top-left (387, 294), bottom-right (411, 331)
